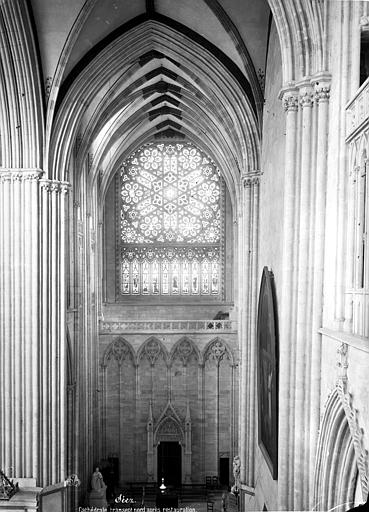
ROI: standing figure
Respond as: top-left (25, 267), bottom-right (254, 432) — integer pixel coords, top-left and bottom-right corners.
top-left (88, 467), bottom-right (108, 507)
top-left (232, 455), bottom-right (241, 494)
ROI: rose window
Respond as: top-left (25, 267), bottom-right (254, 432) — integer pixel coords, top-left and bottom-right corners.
top-left (119, 142), bottom-right (224, 297)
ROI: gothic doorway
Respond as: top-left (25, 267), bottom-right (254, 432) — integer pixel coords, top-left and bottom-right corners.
top-left (157, 442), bottom-right (182, 486)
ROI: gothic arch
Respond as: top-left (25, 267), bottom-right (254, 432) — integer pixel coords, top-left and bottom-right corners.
top-left (0, 1), bottom-right (43, 168)
top-left (137, 336), bottom-right (169, 366)
top-left (267, 0), bottom-right (326, 83)
top-left (48, 18), bottom-right (260, 209)
top-left (313, 387), bottom-right (368, 512)
top-left (170, 337), bottom-right (200, 366)
top-left (203, 337), bottom-right (234, 366)
top-left (102, 337), bottom-right (136, 367)
top-left (155, 415), bottom-right (184, 445)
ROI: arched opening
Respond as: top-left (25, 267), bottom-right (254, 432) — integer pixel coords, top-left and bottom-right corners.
top-left (313, 390), bottom-right (363, 512)
top-left (105, 140), bottom-right (231, 303)
top-left (47, 12), bottom-right (259, 494)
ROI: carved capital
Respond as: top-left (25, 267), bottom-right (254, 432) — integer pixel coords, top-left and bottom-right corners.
top-left (241, 170), bottom-right (262, 188)
top-left (283, 94), bottom-right (299, 112)
top-left (300, 91), bottom-right (314, 108)
top-left (60, 182), bottom-right (70, 194)
top-left (0, 169), bottom-right (43, 183)
top-left (315, 85), bottom-right (330, 103)
top-left (40, 179), bottom-right (71, 194)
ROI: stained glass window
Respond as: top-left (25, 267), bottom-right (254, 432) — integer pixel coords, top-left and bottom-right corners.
top-left (119, 142), bottom-right (224, 297)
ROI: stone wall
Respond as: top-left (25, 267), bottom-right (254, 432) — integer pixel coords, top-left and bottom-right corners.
top-left (254, 17), bottom-right (284, 511)
top-left (98, 332), bottom-right (238, 485)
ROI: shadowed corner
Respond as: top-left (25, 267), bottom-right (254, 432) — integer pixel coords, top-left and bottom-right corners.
top-left (347, 491), bottom-right (369, 512)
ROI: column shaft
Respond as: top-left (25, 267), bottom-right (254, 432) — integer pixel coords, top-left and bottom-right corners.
top-left (278, 92), bottom-right (299, 510)
top-left (309, 84), bottom-right (330, 507)
top-left (294, 86), bottom-right (314, 509)
top-left (239, 179), bottom-right (251, 485)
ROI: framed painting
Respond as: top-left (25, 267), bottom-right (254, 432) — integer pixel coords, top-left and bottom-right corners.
top-left (257, 267), bottom-right (279, 479)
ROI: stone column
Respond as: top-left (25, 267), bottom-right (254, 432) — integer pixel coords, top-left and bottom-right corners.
top-left (239, 171), bottom-right (261, 491)
top-left (238, 175), bottom-right (250, 487)
top-left (309, 78), bottom-right (330, 507)
top-left (293, 82), bottom-right (314, 510)
top-left (279, 88), bottom-right (299, 510)
top-left (0, 169), bottom-right (41, 479)
top-left (40, 178), bottom-right (70, 485)
top-left (278, 76), bottom-right (331, 510)
top-left (248, 173), bottom-right (260, 487)
top-left (334, 1), bottom-right (351, 327)
top-left (0, 170), bottom-right (69, 486)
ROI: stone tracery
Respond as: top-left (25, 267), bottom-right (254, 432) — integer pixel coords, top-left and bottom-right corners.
top-left (119, 142), bottom-right (223, 297)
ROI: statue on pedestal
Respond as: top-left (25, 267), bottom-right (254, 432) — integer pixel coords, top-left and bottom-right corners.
top-left (231, 455), bottom-right (240, 495)
top-left (88, 467), bottom-right (108, 508)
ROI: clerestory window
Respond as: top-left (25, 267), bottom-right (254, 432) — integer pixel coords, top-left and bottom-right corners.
top-left (118, 142), bottom-right (224, 298)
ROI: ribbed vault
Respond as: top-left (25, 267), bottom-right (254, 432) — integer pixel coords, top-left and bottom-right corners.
top-left (48, 19), bottom-right (260, 213)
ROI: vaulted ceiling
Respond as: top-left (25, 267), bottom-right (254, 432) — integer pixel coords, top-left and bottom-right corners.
top-left (31, 0), bottom-right (270, 93)
top-left (34, 0), bottom-right (267, 204)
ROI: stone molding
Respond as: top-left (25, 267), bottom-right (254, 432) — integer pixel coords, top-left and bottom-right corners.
top-left (334, 341), bottom-right (368, 495)
top-left (336, 381), bottom-right (369, 495)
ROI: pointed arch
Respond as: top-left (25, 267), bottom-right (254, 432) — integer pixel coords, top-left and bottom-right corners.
top-left (313, 387), bottom-right (368, 511)
top-left (0, 1), bottom-right (43, 168)
top-left (267, 0), bottom-right (326, 83)
top-left (170, 336), bottom-right (200, 366)
top-left (138, 336), bottom-right (169, 366)
top-left (203, 337), bottom-right (234, 366)
top-left (48, 18), bottom-right (260, 209)
top-left (102, 336), bottom-right (136, 367)
top-left (154, 401), bottom-right (185, 444)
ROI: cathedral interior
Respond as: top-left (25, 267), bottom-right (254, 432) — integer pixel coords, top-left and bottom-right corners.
top-left (0, 0), bottom-right (369, 511)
